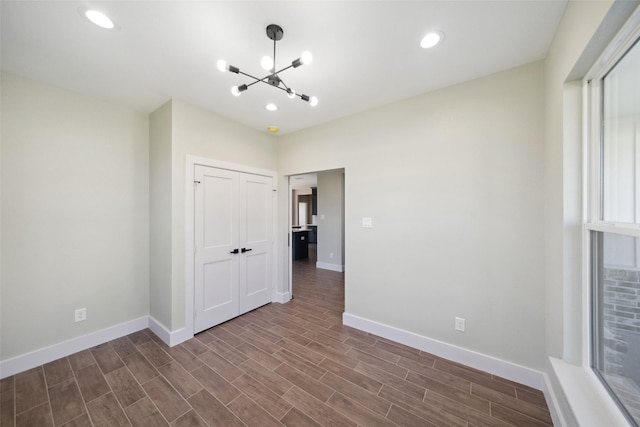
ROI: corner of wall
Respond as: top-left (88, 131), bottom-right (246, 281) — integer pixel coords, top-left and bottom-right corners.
top-left (149, 99), bottom-right (174, 330)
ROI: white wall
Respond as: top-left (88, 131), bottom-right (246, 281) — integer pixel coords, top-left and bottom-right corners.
top-left (0, 72), bottom-right (149, 360)
top-left (316, 169), bottom-right (344, 271)
top-left (279, 61), bottom-right (546, 370)
top-left (149, 99), bottom-right (278, 332)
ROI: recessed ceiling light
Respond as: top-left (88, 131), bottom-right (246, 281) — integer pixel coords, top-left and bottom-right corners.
top-left (420, 31), bottom-right (444, 49)
top-left (84, 9), bottom-right (115, 29)
top-left (266, 103), bottom-right (278, 112)
top-left (267, 126), bottom-right (279, 133)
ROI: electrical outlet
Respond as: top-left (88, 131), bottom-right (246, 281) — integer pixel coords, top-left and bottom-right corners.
top-left (330, 253), bottom-right (334, 259)
top-left (455, 317), bottom-right (465, 332)
top-left (362, 217), bottom-right (373, 228)
top-left (75, 308), bottom-right (87, 322)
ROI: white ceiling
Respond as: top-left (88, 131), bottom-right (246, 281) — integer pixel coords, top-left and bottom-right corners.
top-left (1, 1), bottom-right (568, 136)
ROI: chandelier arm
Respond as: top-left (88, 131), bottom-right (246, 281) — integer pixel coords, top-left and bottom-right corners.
top-left (278, 76), bottom-right (290, 90)
top-left (234, 70), bottom-right (307, 101)
top-left (270, 83), bottom-right (305, 99)
top-left (274, 64), bottom-right (294, 75)
top-left (237, 71), bottom-right (277, 90)
top-left (238, 69), bottom-right (288, 87)
top-left (237, 70), bottom-right (264, 83)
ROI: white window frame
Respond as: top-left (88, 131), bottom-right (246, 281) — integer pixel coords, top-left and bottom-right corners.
top-left (583, 10), bottom-right (640, 426)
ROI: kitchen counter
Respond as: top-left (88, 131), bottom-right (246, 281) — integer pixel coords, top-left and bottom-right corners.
top-left (292, 225), bottom-right (316, 231)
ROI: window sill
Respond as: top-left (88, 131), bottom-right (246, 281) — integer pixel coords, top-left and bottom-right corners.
top-left (549, 357), bottom-right (632, 427)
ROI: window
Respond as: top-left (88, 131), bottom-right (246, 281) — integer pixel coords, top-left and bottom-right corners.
top-left (587, 24), bottom-right (640, 426)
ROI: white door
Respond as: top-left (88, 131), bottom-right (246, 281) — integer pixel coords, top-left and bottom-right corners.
top-left (194, 165), bottom-right (273, 333)
top-left (194, 166), bottom-right (240, 332)
top-left (239, 173), bottom-right (273, 313)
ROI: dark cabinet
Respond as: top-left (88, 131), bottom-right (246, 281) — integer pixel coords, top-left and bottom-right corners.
top-left (292, 230), bottom-right (310, 260)
top-left (308, 225), bottom-right (317, 244)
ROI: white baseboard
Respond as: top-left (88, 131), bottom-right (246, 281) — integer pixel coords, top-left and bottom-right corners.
top-left (316, 262), bottom-right (344, 272)
top-left (273, 291), bottom-right (292, 304)
top-left (0, 316), bottom-right (148, 379)
top-left (148, 316), bottom-right (191, 347)
top-left (343, 312), bottom-right (544, 390)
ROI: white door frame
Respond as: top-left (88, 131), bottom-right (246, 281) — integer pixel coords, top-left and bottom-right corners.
top-left (185, 155), bottom-right (278, 340)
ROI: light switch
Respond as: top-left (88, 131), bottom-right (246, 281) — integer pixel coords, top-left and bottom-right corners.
top-left (320, 214), bottom-right (325, 220)
top-left (362, 217), bottom-right (373, 228)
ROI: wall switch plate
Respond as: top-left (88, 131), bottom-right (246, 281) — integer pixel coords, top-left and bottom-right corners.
top-left (75, 308), bottom-right (87, 322)
top-left (455, 317), bottom-right (465, 332)
top-left (362, 217), bottom-right (373, 228)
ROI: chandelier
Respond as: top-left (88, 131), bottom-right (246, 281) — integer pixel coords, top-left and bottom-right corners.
top-left (217, 24), bottom-right (318, 106)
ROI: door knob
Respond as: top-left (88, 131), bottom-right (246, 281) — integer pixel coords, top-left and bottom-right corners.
top-left (241, 248), bottom-right (252, 253)
top-left (230, 249), bottom-right (239, 254)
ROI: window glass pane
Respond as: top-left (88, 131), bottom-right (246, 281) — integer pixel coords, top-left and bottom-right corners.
top-left (592, 231), bottom-right (640, 426)
top-left (602, 39), bottom-right (640, 223)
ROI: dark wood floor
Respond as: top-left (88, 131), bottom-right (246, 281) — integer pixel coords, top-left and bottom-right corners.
top-left (0, 244), bottom-right (553, 426)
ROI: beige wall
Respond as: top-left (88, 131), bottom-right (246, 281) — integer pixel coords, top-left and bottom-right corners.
top-left (0, 72), bottom-right (150, 359)
top-left (279, 61), bottom-right (546, 369)
top-left (149, 101), bottom-right (173, 329)
top-left (150, 99), bottom-right (278, 331)
top-left (316, 169), bottom-right (344, 269)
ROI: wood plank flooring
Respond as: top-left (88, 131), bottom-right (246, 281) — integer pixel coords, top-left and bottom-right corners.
top-left (0, 244), bottom-right (553, 426)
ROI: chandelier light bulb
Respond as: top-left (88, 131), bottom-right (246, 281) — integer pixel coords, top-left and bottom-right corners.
top-left (261, 56), bottom-right (274, 71)
top-left (231, 86), bottom-right (241, 96)
top-left (309, 96), bottom-right (318, 107)
top-left (300, 51), bottom-right (313, 65)
top-left (287, 89), bottom-right (296, 99)
top-left (217, 59), bottom-right (227, 72)
top-left (420, 31), bottom-right (444, 49)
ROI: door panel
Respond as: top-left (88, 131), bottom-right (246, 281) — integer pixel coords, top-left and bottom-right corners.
top-left (203, 175), bottom-right (235, 248)
top-left (245, 252), bottom-right (269, 296)
top-left (194, 166), bottom-right (240, 333)
top-left (202, 260), bottom-right (235, 310)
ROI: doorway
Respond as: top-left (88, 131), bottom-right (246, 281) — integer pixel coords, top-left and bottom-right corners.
top-left (289, 169), bottom-right (345, 301)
